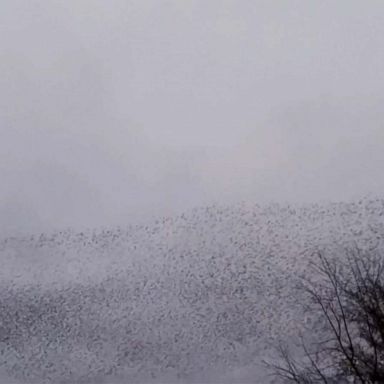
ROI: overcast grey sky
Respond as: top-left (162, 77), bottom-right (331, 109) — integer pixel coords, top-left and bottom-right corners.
top-left (1, 0), bottom-right (384, 234)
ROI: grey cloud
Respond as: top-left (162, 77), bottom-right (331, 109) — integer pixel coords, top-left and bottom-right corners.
top-left (1, 0), bottom-right (384, 234)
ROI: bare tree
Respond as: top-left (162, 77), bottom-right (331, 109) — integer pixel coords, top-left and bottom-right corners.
top-left (266, 249), bottom-right (384, 383)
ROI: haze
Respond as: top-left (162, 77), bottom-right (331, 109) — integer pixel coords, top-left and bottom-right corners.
top-left (1, 0), bottom-right (384, 235)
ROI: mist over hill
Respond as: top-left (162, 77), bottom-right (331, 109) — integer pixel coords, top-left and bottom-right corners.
top-left (0, 198), bottom-right (384, 383)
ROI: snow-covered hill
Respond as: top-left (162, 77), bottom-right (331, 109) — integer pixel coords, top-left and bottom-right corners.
top-left (0, 198), bottom-right (384, 383)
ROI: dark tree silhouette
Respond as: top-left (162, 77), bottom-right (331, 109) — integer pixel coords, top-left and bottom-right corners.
top-left (266, 249), bottom-right (384, 383)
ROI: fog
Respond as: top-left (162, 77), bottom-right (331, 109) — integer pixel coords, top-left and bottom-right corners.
top-left (1, 0), bottom-right (384, 235)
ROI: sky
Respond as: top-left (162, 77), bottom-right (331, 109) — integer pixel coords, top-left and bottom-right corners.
top-left (1, 0), bottom-right (384, 234)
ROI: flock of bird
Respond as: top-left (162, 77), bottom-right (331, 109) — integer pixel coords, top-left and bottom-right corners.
top-left (0, 198), bottom-right (383, 383)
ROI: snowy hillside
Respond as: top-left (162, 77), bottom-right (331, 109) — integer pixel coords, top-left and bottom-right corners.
top-left (0, 198), bottom-right (384, 383)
